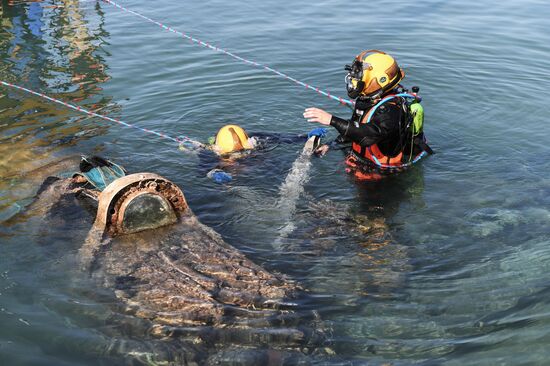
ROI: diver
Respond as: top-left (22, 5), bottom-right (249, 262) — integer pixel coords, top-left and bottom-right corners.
top-left (180, 124), bottom-right (326, 183)
top-left (303, 49), bottom-right (433, 180)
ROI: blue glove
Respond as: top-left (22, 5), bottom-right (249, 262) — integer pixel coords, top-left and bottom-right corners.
top-left (307, 127), bottom-right (328, 139)
top-left (207, 169), bottom-right (233, 184)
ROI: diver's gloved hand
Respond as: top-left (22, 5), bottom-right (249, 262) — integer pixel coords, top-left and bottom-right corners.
top-left (307, 127), bottom-right (328, 139)
top-left (207, 169), bottom-right (233, 184)
top-left (315, 144), bottom-right (330, 157)
top-left (179, 137), bottom-right (206, 150)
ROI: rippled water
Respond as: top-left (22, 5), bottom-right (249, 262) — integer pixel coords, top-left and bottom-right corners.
top-left (1, 0), bottom-right (550, 364)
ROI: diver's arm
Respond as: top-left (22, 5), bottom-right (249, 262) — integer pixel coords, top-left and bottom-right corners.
top-left (303, 107), bottom-right (353, 155)
top-left (330, 109), bottom-right (399, 148)
top-left (329, 115), bottom-right (382, 147)
top-left (329, 115), bottom-right (351, 137)
top-left (250, 132), bottom-right (305, 144)
top-left (179, 139), bottom-right (209, 154)
top-left (304, 107), bottom-right (352, 144)
top-left (304, 107), bottom-right (332, 125)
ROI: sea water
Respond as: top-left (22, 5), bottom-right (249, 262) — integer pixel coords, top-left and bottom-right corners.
top-left (1, 0), bottom-right (550, 364)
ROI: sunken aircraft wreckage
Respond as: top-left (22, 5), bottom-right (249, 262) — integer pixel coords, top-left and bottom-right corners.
top-left (28, 156), bottom-right (331, 365)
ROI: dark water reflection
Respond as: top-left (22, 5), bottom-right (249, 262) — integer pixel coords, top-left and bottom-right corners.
top-left (2, 0), bottom-right (550, 365)
top-left (0, 0), bottom-right (114, 222)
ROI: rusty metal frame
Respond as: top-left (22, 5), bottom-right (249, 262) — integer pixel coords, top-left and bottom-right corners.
top-left (94, 173), bottom-right (188, 236)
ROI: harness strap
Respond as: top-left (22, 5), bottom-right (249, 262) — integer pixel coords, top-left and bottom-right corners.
top-left (352, 93), bottom-right (430, 169)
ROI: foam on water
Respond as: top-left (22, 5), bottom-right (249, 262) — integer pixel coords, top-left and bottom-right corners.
top-left (272, 138), bottom-right (317, 248)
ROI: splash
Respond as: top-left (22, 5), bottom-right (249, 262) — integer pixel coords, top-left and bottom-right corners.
top-left (273, 137), bottom-right (318, 249)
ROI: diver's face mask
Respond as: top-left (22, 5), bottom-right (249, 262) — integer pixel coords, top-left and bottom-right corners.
top-left (345, 59), bottom-right (366, 100)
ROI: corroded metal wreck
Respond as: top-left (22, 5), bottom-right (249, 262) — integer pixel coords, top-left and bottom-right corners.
top-left (31, 164), bottom-right (329, 365)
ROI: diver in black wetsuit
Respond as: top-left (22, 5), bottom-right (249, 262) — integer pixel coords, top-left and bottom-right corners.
top-left (304, 50), bottom-right (432, 180)
top-left (181, 124), bottom-right (326, 183)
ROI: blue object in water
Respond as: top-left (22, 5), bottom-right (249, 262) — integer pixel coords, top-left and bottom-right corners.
top-left (75, 156), bottom-right (126, 191)
top-left (307, 127), bottom-right (328, 139)
top-left (207, 169), bottom-right (233, 184)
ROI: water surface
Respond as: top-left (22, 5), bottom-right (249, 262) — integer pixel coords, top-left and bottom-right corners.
top-left (1, 0), bottom-right (550, 364)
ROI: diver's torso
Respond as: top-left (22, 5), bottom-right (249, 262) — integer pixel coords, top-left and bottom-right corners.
top-left (352, 101), bottom-right (404, 158)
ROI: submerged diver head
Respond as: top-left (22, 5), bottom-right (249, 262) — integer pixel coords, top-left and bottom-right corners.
top-left (345, 50), bottom-right (405, 100)
top-left (214, 124), bottom-right (253, 155)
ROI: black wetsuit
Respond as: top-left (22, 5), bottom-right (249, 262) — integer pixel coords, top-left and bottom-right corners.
top-left (330, 100), bottom-right (405, 158)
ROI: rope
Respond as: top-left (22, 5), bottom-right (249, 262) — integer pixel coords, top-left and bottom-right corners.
top-left (0, 80), bottom-right (199, 146)
top-left (100, 0), bottom-right (354, 107)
